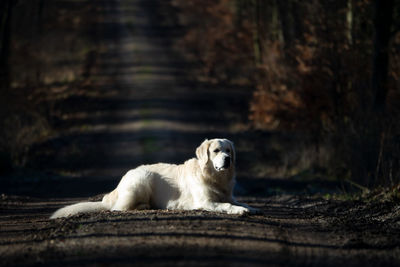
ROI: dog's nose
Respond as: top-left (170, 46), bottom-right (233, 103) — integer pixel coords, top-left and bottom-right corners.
top-left (223, 157), bottom-right (231, 168)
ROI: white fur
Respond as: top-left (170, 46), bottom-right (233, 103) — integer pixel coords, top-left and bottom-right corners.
top-left (50, 138), bottom-right (257, 219)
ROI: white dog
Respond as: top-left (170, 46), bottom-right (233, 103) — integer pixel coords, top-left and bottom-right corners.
top-left (50, 138), bottom-right (256, 218)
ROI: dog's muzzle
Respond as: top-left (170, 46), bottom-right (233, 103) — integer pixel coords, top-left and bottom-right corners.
top-left (214, 155), bottom-right (231, 171)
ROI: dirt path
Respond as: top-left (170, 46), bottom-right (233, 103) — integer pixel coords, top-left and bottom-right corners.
top-left (13, 0), bottom-right (253, 197)
top-left (1, 194), bottom-right (399, 266)
top-left (1, 0), bottom-right (400, 266)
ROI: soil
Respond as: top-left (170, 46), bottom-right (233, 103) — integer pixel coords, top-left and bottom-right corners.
top-left (1, 194), bottom-right (400, 266)
top-left (1, 0), bottom-right (400, 266)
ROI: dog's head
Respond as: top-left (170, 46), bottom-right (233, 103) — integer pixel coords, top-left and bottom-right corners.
top-left (196, 138), bottom-right (235, 172)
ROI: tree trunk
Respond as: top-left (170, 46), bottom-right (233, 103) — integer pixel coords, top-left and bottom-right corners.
top-left (372, 0), bottom-right (394, 113)
top-left (364, 0), bottom-right (394, 186)
top-left (252, 0), bottom-right (263, 64)
top-left (277, 0), bottom-right (295, 50)
top-left (0, 0), bottom-right (14, 89)
top-left (346, 0), bottom-right (353, 45)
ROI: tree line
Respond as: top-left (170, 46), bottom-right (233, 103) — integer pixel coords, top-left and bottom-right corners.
top-left (0, 0), bottom-right (95, 171)
top-left (1, 0), bottom-right (399, 187)
top-left (173, 0), bottom-right (400, 187)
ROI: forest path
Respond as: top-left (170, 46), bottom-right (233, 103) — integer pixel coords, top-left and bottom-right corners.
top-left (1, 0), bottom-right (399, 266)
top-left (22, 0), bottom-right (253, 197)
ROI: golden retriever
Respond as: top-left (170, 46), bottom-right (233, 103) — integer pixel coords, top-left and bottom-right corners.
top-left (50, 138), bottom-right (256, 218)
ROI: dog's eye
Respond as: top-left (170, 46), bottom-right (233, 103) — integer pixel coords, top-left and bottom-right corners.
top-left (213, 149), bottom-right (220, 153)
top-left (226, 149), bottom-right (231, 153)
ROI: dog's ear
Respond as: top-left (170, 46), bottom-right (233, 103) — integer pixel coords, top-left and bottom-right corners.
top-left (225, 139), bottom-right (236, 164)
top-left (196, 139), bottom-right (210, 168)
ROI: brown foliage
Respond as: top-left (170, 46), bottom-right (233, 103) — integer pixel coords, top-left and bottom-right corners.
top-left (173, 0), bottom-right (400, 186)
top-left (173, 0), bottom-right (254, 83)
top-left (249, 42), bottom-right (304, 130)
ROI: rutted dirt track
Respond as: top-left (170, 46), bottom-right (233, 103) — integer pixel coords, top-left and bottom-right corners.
top-left (1, 0), bottom-right (400, 266)
top-left (1, 194), bottom-right (400, 266)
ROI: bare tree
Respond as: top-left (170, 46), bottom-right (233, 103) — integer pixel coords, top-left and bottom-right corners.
top-left (372, 0), bottom-right (394, 113)
top-left (0, 0), bottom-right (15, 89)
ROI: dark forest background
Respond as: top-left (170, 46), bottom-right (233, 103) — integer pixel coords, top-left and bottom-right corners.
top-left (1, 0), bottom-right (400, 190)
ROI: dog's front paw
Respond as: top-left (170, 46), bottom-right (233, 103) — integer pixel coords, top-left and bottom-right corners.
top-left (228, 205), bottom-right (251, 215)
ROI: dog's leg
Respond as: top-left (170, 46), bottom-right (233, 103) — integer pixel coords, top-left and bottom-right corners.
top-left (111, 168), bottom-right (153, 211)
top-left (112, 191), bottom-right (151, 211)
top-left (111, 190), bottom-right (136, 211)
top-left (231, 199), bottom-right (260, 214)
top-left (102, 189), bottom-right (118, 209)
top-left (198, 202), bottom-right (251, 215)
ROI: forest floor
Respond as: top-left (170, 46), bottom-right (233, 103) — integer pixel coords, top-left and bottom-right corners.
top-left (1, 0), bottom-right (400, 266)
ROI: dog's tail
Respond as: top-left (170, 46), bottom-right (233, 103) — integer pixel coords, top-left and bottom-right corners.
top-left (50, 201), bottom-right (108, 219)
